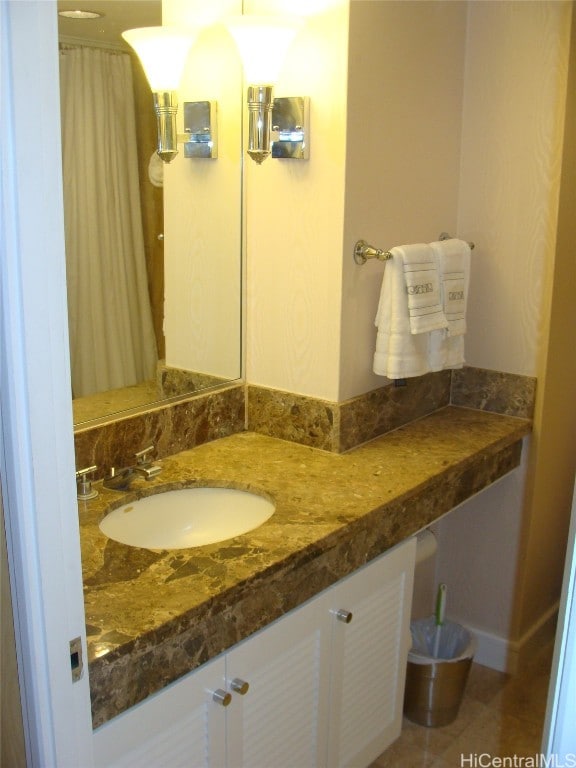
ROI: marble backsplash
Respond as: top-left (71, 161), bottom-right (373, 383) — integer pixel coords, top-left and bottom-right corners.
top-left (451, 366), bottom-right (536, 420)
top-left (74, 383), bottom-right (245, 481)
top-left (247, 367), bottom-right (535, 452)
top-left (156, 362), bottom-right (229, 398)
top-left (246, 371), bottom-right (453, 452)
top-left (73, 366), bottom-right (536, 472)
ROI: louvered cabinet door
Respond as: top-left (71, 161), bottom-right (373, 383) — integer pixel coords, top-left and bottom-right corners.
top-left (326, 538), bottom-right (416, 768)
top-left (92, 655), bottom-right (227, 768)
top-left (225, 591), bottom-right (332, 768)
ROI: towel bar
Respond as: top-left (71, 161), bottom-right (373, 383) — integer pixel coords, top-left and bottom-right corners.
top-left (353, 232), bottom-right (475, 265)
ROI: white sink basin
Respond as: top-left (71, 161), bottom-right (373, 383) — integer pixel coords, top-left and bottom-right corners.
top-left (99, 487), bottom-right (275, 550)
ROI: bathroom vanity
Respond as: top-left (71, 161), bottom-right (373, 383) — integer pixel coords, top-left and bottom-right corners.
top-left (93, 538), bottom-right (415, 768)
top-left (80, 405), bottom-right (530, 766)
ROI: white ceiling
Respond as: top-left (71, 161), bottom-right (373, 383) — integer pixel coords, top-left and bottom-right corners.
top-left (57, 0), bottom-right (161, 48)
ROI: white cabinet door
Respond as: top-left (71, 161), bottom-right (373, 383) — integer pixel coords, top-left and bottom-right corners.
top-left (225, 590), bottom-right (332, 768)
top-left (92, 539), bottom-right (416, 768)
top-left (326, 538), bottom-right (416, 768)
top-left (92, 655), bottom-right (227, 768)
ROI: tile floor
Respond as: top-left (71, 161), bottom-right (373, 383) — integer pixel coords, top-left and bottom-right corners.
top-left (371, 641), bottom-right (554, 767)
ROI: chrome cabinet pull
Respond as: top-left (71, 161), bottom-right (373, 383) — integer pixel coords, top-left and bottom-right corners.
top-left (334, 608), bottom-right (353, 624)
top-left (230, 678), bottom-right (250, 695)
top-left (212, 689), bottom-right (232, 707)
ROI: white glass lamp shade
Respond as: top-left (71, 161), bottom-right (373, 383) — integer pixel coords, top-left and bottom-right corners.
top-left (226, 16), bottom-right (302, 85)
top-left (122, 26), bottom-right (197, 92)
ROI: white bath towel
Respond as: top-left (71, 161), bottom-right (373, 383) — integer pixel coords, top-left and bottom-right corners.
top-left (399, 243), bottom-right (448, 335)
top-left (373, 246), bottom-right (432, 379)
top-left (428, 238), bottom-right (471, 369)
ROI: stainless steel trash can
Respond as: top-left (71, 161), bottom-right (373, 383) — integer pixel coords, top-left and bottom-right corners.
top-left (403, 618), bottom-right (476, 727)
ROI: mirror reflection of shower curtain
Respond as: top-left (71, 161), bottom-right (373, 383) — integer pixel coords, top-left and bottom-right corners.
top-left (59, 46), bottom-right (157, 398)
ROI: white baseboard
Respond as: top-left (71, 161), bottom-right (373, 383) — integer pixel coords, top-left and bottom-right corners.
top-left (466, 602), bottom-right (559, 674)
top-left (469, 624), bottom-right (512, 672)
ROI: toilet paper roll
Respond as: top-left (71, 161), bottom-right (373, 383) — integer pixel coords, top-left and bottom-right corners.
top-left (415, 529), bottom-right (437, 564)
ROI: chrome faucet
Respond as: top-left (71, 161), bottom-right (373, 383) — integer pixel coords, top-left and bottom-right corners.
top-left (133, 445), bottom-right (163, 479)
top-left (103, 446), bottom-right (162, 491)
top-left (103, 466), bottom-right (135, 491)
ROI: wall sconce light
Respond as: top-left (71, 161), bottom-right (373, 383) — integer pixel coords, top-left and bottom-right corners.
top-left (122, 26), bottom-right (218, 163)
top-left (226, 16), bottom-right (306, 165)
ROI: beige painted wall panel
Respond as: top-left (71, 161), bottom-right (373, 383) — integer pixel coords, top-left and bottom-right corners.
top-left (437, 1), bottom-right (571, 651)
top-left (163, 0), bottom-right (243, 380)
top-left (341, 0), bottom-right (467, 400)
top-left (457, 1), bottom-right (570, 377)
top-left (519, 4), bottom-right (576, 635)
top-left (436, 448), bottom-right (529, 640)
top-left (244, 1), bottom-right (349, 401)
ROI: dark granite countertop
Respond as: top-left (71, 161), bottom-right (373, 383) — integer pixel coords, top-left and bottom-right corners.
top-left (79, 405), bottom-right (531, 728)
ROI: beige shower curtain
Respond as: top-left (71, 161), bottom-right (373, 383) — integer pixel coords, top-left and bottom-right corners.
top-left (59, 46), bottom-right (157, 398)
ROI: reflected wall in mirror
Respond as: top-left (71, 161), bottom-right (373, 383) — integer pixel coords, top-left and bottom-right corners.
top-left (57, 0), bottom-right (243, 427)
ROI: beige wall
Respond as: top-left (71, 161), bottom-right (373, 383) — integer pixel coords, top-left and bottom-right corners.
top-left (458, 1), bottom-right (570, 376)
top-left (243, 0), bottom-right (574, 667)
top-left (163, 0), bottom-right (243, 380)
top-left (341, 0), bottom-right (467, 400)
top-left (244, 0), bottom-right (571, 403)
top-left (518, 4), bottom-right (576, 636)
top-left (243, 0), bottom-right (469, 401)
top-left (161, 0), bottom-right (575, 667)
top-left (436, 0), bottom-right (572, 666)
top-left (244, 0), bottom-right (349, 401)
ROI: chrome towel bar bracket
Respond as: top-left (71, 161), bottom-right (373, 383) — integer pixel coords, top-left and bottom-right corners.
top-left (354, 240), bottom-right (392, 265)
top-left (353, 232), bottom-right (475, 265)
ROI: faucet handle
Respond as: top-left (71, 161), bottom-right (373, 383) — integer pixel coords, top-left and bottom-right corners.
top-left (76, 465), bottom-right (98, 501)
top-left (134, 445), bottom-right (155, 467)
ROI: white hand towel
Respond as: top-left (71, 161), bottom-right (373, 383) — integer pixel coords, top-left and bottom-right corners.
top-left (399, 243), bottom-right (448, 334)
top-left (428, 238), bottom-right (471, 370)
top-left (430, 238), bottom-right (471, 336)
top-left (429, 330), bottom-right (465, 371)
top-left (373, 247), bottom-right (431, 379)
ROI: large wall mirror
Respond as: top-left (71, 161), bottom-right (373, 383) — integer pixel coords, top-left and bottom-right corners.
top-left (57, 0), bottom-right (243, 428)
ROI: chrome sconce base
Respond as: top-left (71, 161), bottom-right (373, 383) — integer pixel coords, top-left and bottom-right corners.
top-left (245, 92), bottom-right (310, 165)
top-left (182, 100), bottom-right (218, 159)
top-left (247, 85), bottom-right (274, 165)
top-left (153, 94), bottom-right (218, 163)
top-left (152, 89), bottom-right (307, 165)
top-left (272, 96), bottom-right (309, 160)
top-left (153, 91), bottom-right (179, 164)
